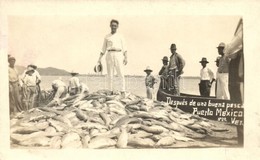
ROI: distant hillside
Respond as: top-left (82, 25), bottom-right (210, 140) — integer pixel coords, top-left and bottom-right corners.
top-left (16, 66), bottom-right (70, 76)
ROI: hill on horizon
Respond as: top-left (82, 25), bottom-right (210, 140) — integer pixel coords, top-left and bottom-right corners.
top-left (16, 66), bottom-right (70, 76)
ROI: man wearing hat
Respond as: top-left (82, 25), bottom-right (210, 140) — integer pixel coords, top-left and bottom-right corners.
top-left (8, 56), bottom-right (24, 114)
top-left (68, 71), bottom-right (80, 96)
top-left (216, 42), bottom-right (231, 100)
top-left (158, 56), bottom-right (169, 91)
top-left (168, 43), bottom-right (185, 96)
top-left (199, 57), bottom-right (215, 97)
top-left (144, 66), bottom-right (157, 99)
top-left (97, 19), bottom-right (127, 95)
top-left (22, 68), bottom-right (38, 110)
top-left (46, 79), bottom-right (67, 107)
top-left (21, 64), bottom-right (41, 107)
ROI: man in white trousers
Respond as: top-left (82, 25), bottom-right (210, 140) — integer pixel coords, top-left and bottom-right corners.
top-left (98, 19), bottom-right (127, 94)
top-left (216, 42), bottom-right (230, 100)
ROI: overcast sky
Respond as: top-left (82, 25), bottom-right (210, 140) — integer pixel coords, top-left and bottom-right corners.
top-left (8, 15), bottom-right (240, 76)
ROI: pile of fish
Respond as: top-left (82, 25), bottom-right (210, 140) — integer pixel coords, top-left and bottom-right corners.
top-left (10, 90), bottom-right (230, 148)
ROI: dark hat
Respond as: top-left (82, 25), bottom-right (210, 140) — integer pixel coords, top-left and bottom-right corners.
top-left (94, 63), bottom-right (103, 73)
top-left (215, 56), bottom-right (221, 62)
top-left (25, 68), bottom-right (35, 74)
top-left (8, 56), bottom-right (16, 61)
top-left (170, 43), bottom-right (177, 49)
top-left (28, 64), bottom-right (37, 69)
top-left (162, 56), bottom-right (168, 62)
top-left (144, 66), bottom-right (153, 72)
top-left (217, 42), bottom-right (225, 48)
top-left (199, 57), bottom-right (209, 63)
top-left (70, 70), bottom-right (79, 75)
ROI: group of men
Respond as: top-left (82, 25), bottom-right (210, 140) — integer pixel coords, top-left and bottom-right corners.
top-left (8, 56), bottom-right (41, 115)
top-left (198, 42), bottom-right (240, 101)
top-left (8, 55), bottom-right (89, 115)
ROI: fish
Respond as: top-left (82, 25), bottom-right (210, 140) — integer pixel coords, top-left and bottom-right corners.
top-left (45, 126), bottom-right (57, 134)
top-left (61, 132), bottom-right (81, 148)
top-left (19, 136), bottom-right (51, 147)
top-left (63, 112), bottom-right (76, 119)
top-left (126, 105), bottom-right (140, 111)
top-left (171, 134), bottom-right (194, 142)
top-left (99, 112), bottom-right (111, 126)
top-left (11, 126), bottom-right (41, 134)
top-left (75, 109), bottom-right (88, 121)
top-left (48, 119), bottom-right (70, 132)
top-left (116, 126), bottom-right (128, 148)
top-left (114, 116), bottom-right (140, 128)
top-left (132, 111), bottom-right (155, 119)
top-left (92, 100), bottom-right (102, 108)
top-left (35, 121), bottom-right (50, 130)
top-left (140, 125), bottom-right (165, 134)
top-left (90, 128), bottom-right (100, 137)
top-left (49, 136), bottom-right (62, 149)
top-left (128, 130), bottom-right (153, 139)
top-left (11, 131), bottom-right (46, 143)
top-left (155, 136), bottom-right (176, 147)
top-left (88, 136), bottom-right (116, 149)
top-left (82, 135), bottom-right (91, 148)
top-left (53, 115), bottom-right (73, 127)
top-left (106, 100), bottom-right (125, 109)
top-left (128, 137), bottom-right (155, 148)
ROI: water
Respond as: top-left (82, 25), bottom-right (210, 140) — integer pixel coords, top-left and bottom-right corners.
top-left (40, 75), bottom-right (216, 98)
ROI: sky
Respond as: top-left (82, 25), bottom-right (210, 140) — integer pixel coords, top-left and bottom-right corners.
top-left (8, 15), bottom-right (241, 76)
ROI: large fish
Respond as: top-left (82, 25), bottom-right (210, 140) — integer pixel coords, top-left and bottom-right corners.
top-left (88, 136), bottom-right (116, 149)
top-left (128, 130), bottom-right (153, 139)
top-left (49, 136), bottom-right (62, 149)
top-left (82, 135), bottom-right (91, 148)
top-left (128, 137), bottom-right (155, 148)
top-left (155, 136), bottom-right (176, 147)
top-left (99, 112), bottom-right (111, 126)
top-left (75, 109), bottom-right (88, 121)
top-left (61, 132), bottom-right (81, 148)
top-left (11, 131), bottom-right (46, 143)
top-left (140, 125), bottom-right (165, 134)
top-left (53, 115), bottom-right (73, 127)
top-left (19, 136), bottom-right (51, 147)
top-left (116, 126), bottom-right (128, 148)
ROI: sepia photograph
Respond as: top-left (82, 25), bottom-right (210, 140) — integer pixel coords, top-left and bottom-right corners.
top-left (0, 0), bottom-right (260, 160)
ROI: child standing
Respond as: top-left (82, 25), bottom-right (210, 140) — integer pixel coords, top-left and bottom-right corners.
top-left (144, 66), bottom-right (156, 99)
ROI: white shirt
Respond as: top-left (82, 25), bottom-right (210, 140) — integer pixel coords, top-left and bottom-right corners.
top-left (21, 69), bottom-right (41, 83)
top-left (9, 67), bottom-right (19, 82)
top-left (69, 76), bottom-right (80, 89)
top-left (80, 82), bottom-right (89, 93)
top-left (200, 67), bottom-right (214, 81)
top-left (101, 33), bottom-right (127, 53)
top-left (23, 74), bottom-right (37, 86)
top-left (52, 79), bottom-right (66, 88)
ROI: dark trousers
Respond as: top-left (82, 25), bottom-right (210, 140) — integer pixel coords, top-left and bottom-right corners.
top-left (199, 80), bottom-right (211, 97)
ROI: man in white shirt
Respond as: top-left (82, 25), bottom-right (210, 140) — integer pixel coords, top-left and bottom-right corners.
top-left (46, 79), bottom-right (67, 107)
top-left (68, 71), bottom-right (80, 96)
top-left (22, 68), bottom-right (37, 110)
top-left (8, 56), bottom-right (24, 114)
top-left (21, 64), bottom-right (41, 107)
top-left (97, 19), bottom-right (127, 94)
top-left (199, 57), bottom-right (215, 97)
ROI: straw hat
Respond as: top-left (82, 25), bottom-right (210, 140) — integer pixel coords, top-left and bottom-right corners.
top-left (199, 57), bottom-right (209, 63)
top-left (162, 56), bottom-right (169, 62)
top-left (94, 63), bottom-right (103, 73)
top-left (25, 68), bottom-right (35, 74)
top-left (70, 70), bottom-right (79, 75)
top-left (144, 66), bottom-right (153, 72)
top-left (217, 42), bottom-right (225, 48)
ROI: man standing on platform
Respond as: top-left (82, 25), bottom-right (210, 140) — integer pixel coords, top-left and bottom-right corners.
top-left (168, 43), bottom-right (185, 96)
top-left (216, 42), bottom-right (230, 100)
top-left (97, 19), bottom-right (127, 95)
